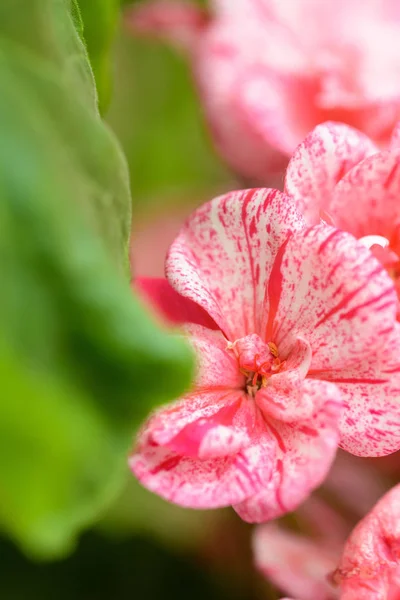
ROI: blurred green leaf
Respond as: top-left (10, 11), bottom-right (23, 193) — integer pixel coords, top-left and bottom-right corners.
top-left (77, 0), bottom-right (120, 113)
top-left (0, 0), bottom-right (193, 558)
top-left (107, 32), bottom-right (231, 216)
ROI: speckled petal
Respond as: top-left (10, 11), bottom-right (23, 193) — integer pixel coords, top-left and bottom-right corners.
top-left (184, 324), bottom-right (243, 389)
top-left (284, 122), bottom-right (378, 224)
top-left (265, 223), bottom-right (397, 371)
top-left (234, 379), bottom-right (342, 522)
top-left (256, 337), bottom-right (314, 422)
top-left (329, 149), bottom-right (400, 239)
top-left (334, 483), bottom-right (400, 600)
top-left (142, 325), bottom-right (246, 450)
top-left (129, 418), bottom-right (276, 508)
top-left (166, 188), bottom-right (305, 341)
top-left (253, 524), bottom-right (338, 600)
top-left (314, 324), bottom-right (400, 457)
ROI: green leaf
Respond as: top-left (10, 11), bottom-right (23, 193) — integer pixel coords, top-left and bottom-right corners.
top-left (0, 0), bottom-right (193, 558)
top-left (77, 0), bottom-right (120, 113)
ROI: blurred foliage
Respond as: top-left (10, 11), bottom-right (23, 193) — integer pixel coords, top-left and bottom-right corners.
top-left (77, 0), bottom-right (120, 112)
top-left (0, 0), bottom-right (193, 559)
top-left (107, 30), bottom-right (232, 216)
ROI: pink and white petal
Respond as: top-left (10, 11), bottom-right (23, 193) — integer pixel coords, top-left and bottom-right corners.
top-left (256, 338), bottom-right (314, 422)
top-left (253, 524), bottom-right (338, 600)
top-left (166, 188), bottom-right (305, 341)
top-left (135, 277), bottom-right (218, 329)
top-left (125, 1), bottom-right (208, 53)
top-left (334, 483), bottom-right (400, 600)
top-left (235, 379), bottom-right (342, 522)
top-left (184, 324), bottom-right (243, 389)
top-left (329, 149), bottom-right (400, 239)
top-left (340, 577), bottom-right (389, 600)
top-left (147, 388), bottom-right (250, 450)
top-left (130, 421), bottom-right (276, 508)
top-left (266, 223), bottom-right (397, 371)
top-left (314, 324), bottom-right (400, 457)
top-left (165, 394), bottom-right (257, 460)
top-left (284, 122), bottom-right (378, 225)
top-left (390, 122), bottom-right (400, 149)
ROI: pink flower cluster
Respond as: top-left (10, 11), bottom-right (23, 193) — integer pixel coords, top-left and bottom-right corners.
top-left (127, 0), bottom-right (400, 182)
top-left (127, 2), bottom-right (400, 598)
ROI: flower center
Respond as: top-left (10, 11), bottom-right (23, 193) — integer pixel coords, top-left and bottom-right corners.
top-left (227, 334), bottom-right (286, 397)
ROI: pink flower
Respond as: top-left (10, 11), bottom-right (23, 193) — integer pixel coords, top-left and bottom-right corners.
top-left (285, 121), bottom-right (400, 321)
top-left (333, 483), bottom-right (400, 600)
top-left (126, 1), bottom-right (400, 182)
top-left (130, 188), bottom-right (400, 521)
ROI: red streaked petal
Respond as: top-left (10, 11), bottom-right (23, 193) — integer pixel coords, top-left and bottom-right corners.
top-left (130, 419), bottom-right (276, 508)
top-left (150, 389), bottom-right (254, 456)
top-left (329, 149), bottom-right (400, 239)
top-left (166, 188), bottom-right (305, 341)
top-left (184, 324), bottom-right (244, 389)
top-left (266, 223), bottom-right (397, 371)
top-left (234, 379), bottom-right (342, 522)
top-left (145, 388), bottom-right (247, 448)
top-left (315, 324), bottom-right (400, 457)
top-left (284, 122), bottom-right (378, 224)
top-left (256, 337), bottom-right (313, 422)
top-left (135, 277), bottom-right (218, 329)
top-left (334, 483), bottom-right (400, 600)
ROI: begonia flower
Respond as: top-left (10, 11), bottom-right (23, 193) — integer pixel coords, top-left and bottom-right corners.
top-left (285, 120), bottom-right (400, 323)
top-left (126, 0), bottom-right (400, 182)
top-left (130, 188), bottom-right (400, 522)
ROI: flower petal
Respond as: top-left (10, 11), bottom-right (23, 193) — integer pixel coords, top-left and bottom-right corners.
top-left (166, 188), bottom-right (305, 341)
top-left (334, 483), bottom-right (400, 600)
top-left (314, 324), bottom-right (400, 457)
top-left (135, 277), bottom-right (218, 329)
top-left (130, 418), bottom-right (276, 508)
top-left (329, 149), bottom-right (400, 239)
top-left (253, 524), bottom-right (338, 600)
top-left (234, 379), bottom-right (342, 522)
top-left (265, 223), bottom-right (397, 371)
top-left (149, 389), bottom-right (254, 457)
top-left (184, 324), bottom-right (243, 389)
top-left (284, 122), bottom-right (378, 224)
top-left (256, 337), bottom-right (314, 422)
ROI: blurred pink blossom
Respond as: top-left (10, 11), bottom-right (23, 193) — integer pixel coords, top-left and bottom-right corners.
top-left (254, 520), bottom-right (340, 600)
top-left (126, 0), bottom-right (400, 182)
top-left (130, 187), bottom-right (400, 521)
